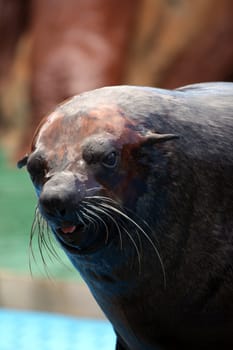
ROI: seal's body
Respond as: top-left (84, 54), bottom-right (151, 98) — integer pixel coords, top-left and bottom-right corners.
top-left (18, 83), bottom-right (233, 349)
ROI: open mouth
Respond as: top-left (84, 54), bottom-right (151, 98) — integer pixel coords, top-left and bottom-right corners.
top-left (54, 219), bottom-right (108, 254)
top-left (56, 223), bottom-right (85, 248)
top-left (59, 224), bottom-right (83, 235)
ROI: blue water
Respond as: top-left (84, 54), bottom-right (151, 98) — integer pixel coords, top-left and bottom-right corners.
top-left (0, 309), bottom-right (116, 350)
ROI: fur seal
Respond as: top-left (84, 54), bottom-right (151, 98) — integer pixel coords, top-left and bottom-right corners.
top-left (18, 83), bottom-right (233, 350)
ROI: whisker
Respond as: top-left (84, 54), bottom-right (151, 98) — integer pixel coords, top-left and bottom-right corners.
top-left (85, 186), bottom-right (102, 193)
top-left (29, 206), bottom-right (40, 276)
top-left (88, 200), bottom-right (142, 272)
top-left (85, 195), bottom-right (118, 206)
top-left (29, 206), bottom-right (70, 277)
top-left (37, 215), bottom-right (52, 279)
top-left (98, 202), bottom-right (166, 288)
top-left (122, 226), bottom-right (142, 274)
top-left (87, 195), bottom-right (160, 247)
top-left (45, 221), bottom-right (62, 262)
top-left (82, 204), bottom-right (110, 245)
top-left (84, 202), bottom-right (123, 249)
top-left (79, 206), bottom-right (98, 231)
top-left (135, 229), bottom-right (143, 259)
top-left (75, 210), bottom-right (87, 228)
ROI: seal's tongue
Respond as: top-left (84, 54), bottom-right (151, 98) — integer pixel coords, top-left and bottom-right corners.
top-left (61, 225), bottom-right (76, 234)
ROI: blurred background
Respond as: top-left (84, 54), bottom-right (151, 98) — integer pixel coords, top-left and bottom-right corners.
top-left (0, 0), bottom-right (232, 348)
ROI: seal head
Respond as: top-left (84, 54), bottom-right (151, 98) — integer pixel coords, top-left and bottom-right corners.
top-left (21, 101), bottom-right (178, 255)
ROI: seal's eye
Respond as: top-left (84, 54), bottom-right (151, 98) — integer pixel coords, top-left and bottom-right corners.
top-left (101, 151), bottom-right (118, 168)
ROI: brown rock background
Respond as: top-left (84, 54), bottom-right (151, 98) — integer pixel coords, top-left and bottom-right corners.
top-left (126, 0), bottom-right (233, 87)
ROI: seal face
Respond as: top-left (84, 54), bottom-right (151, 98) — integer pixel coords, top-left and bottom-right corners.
top-left (18, 83), bottom-right (233, 350)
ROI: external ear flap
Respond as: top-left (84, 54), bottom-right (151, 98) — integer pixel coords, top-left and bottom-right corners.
top-left (142, 132), bottom-right (179, 146)
top-left (17, 154), bottom-right (29, 169)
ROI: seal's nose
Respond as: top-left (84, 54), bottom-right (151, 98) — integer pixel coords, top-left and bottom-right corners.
top-left (39, 172), bottom-right (78, 218)
top-left (39, 190), bottom-right (67, 217)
